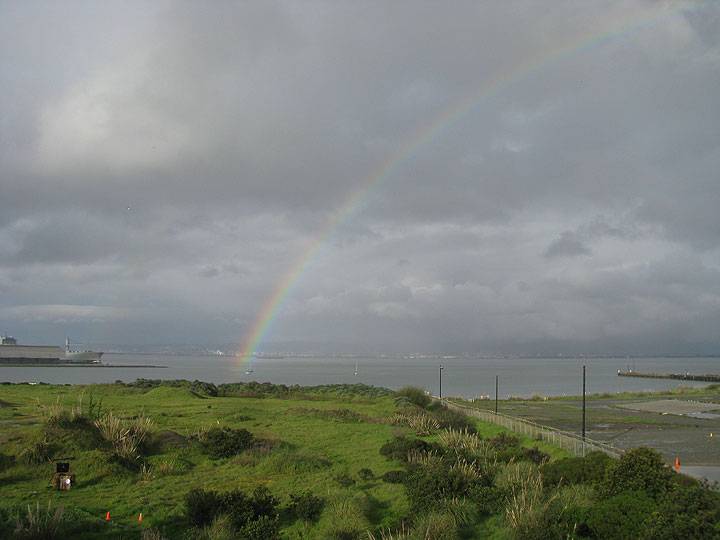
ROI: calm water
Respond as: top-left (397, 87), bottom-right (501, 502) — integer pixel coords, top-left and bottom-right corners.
top-left (1, 354), bottom-right (718, 398)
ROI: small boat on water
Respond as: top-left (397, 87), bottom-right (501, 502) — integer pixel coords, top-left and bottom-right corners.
top-left (354, 360), bottom-right (359, 376)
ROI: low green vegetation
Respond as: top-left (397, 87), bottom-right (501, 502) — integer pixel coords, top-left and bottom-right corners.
top-left (0, 381), bottom-right (718, 539)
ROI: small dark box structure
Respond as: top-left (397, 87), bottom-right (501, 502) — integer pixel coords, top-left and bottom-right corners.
top-left (51, 459), bottom-right (75, 491)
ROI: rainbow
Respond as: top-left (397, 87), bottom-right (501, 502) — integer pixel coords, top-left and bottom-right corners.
top-left (236, 2), bottom-right (699, 366)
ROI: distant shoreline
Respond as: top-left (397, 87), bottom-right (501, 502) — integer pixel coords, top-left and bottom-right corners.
top-left (0, 363), bottom-right (167, 368)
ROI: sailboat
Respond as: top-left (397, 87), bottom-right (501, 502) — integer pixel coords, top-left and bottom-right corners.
top-left (354, 360), bottom-right (359, 376)
top-left (245, 357), bottom-right (254, 375)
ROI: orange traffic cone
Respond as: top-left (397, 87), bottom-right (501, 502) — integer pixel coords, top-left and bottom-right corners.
top-left (138, 513), bottom-right (143, 524)
top-left (674, 456), bottom-right (681, 472)
top-left (105, 511), bottom-right (111, 522)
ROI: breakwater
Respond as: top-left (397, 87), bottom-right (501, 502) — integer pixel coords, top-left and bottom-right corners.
top-left (618, 370), bottom-right (720, 383)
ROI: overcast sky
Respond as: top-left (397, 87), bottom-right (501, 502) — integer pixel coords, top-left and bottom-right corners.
top-left (1, 0), bottom-right (719, 354)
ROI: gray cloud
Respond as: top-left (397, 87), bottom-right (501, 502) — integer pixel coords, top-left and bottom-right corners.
top-left (1, 1), bottom-right (719, 353)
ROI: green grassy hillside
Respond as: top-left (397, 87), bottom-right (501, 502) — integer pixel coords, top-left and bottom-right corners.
top-left (0, 381), bottom-right (717, 539)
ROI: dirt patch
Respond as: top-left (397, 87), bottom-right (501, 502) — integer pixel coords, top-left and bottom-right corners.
top-left (616, 399), bottom-right (720, 416)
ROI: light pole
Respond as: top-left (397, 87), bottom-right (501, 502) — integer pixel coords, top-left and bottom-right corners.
top-left (495, 375), bottom-right (499, 414)
top-left (439, 365), bottom-right (444, 399)
top-left (582, 365), bottom-right (586, 441)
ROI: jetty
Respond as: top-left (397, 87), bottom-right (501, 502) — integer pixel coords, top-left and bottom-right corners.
top-left (617, 370), bottom-right (720, 383)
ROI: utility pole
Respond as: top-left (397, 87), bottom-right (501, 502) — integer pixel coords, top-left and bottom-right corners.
top-left (439, 365), bottom-right (444, 399)
top-left (582, 365), bottom-right (586, 441)
top-left (495, 375), bottom-right (499, 414)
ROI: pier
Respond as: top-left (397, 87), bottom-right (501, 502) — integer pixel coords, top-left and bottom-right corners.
top-left (618, 370), bottom-right (720, 383)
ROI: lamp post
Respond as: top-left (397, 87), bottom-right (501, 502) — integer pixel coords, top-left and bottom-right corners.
top-left (582, 365), bottom-right (586, 442)
top-left (439, 365), bottom-right (444, 399)
top-left (495, 375), bottom-right (499, 414)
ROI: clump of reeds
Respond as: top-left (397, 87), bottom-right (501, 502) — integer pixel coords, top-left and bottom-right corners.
top-left (449, 458), bottom-right (486, 483)
top-left (39, 392), bottom-right (104, 427)
top-left (438, 427), bottom-right (483, 453)
top-left (389, 411), bottom-right (440, 436)
top-left (406, 449), bottom-right (442, 467)
top-left (366, 522), bottom-right (412, 540)
top-left (501, 462), bottom-right (558, 538)
top-left (14, 501), bottom-right (65, 538)
top-left (94, 411), bottom-right (153, 461)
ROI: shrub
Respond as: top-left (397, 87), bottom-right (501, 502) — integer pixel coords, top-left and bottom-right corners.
top-left (381, 470), bottom-right (406, 484)
top-left (194, 514), bottom-right (234, 540)
top-left (586, 490), bottom-right (656, 539)
top-left (522, 446), bottom-right (550, 465)
top-left (394, 386), bottom-right (431, 409)
top-left (186, 489), bottom-right (223, 528)
top-left (239, 515), bottom-right (279, 540)
top-left (335, 472), bottom-right (356, 487)
top-left (316, 495), bottom-right (370, 540)
top-left (432, 407), bottom-right (477, 433)
top-left (488, 432), bottom-right (520, 451)
top-left (289, 491), bottom-right (325, 522)
top-left (0, 452), bottom-right (15, 472)
top-left (186, 487), bottom-right (279, 533)
top-left (201, 427), bottom-right (254, 459)
top-left (642, 481), bottom-right (720, 540)
top-left (533, 484), bottom-right (595, 540)
top-left (540, 451), bottom-right (611, 487)
top-left (469, 485), bottom-right (506, 516)
top-left (601, 447), bottom-right (674, 500)
top-left (0, 506), bottom-right (13, 539)
top-left (379, 436), bottom-right (441, 462)
top-left (358, 468), bottom-right (374, 481)
top-left (404, 460), bottom-right (488, 512)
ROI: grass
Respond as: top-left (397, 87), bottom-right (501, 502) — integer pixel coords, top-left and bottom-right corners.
top-left (0, 382), bottom-right (570, 538)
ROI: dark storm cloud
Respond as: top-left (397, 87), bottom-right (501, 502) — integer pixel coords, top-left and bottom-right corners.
top-left (1, 0), bottom-right (719, 352)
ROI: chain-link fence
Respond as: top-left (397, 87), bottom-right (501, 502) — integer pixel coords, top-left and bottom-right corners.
top-left (440, 398), bottom-right (623, 459)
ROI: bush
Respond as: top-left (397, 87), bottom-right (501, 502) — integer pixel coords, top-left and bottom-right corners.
top-left (488, 432), bottom-right (520, 451)
top-left (432, 407), bottom-right (477, 433)
top-left (379, 436), bottom-right (441, 462)
top-left (316, 495), bottom-right (370, 540)
top-left (404, 460), bottom-right (488, 512)
top-left (289, 491), bottom-right (325, 522)
top-left (186, 487), bottom-right (279, 533)
top-left (0, 452), bottom-right (15, 472)
top-left (357, 468), bottom-right (374, 481)
top-left (642, 481), bottom-right (720, 540)
top-left (522, 446), bottom-right (550, 465)
top-left (186, 489), bottom-right (223, 528)
top-left (202, 427), bottom-right (254, 459)
top-left (601, 447), bottom-right (674, 500)
top-left (540, 451), bottom-right (611, 487)
top-left (586, 490), bottom-right (656, 539)
top-left (530, 484), bottom-right (594, 540)
top-left (239, 515), bottom-right (279, 540)
top-left (395, 386), bottom-right (432, 408)
top-left (381, 470), bottom-right (406, 484)
top-left (334, 472), bottom-right (356, 487)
